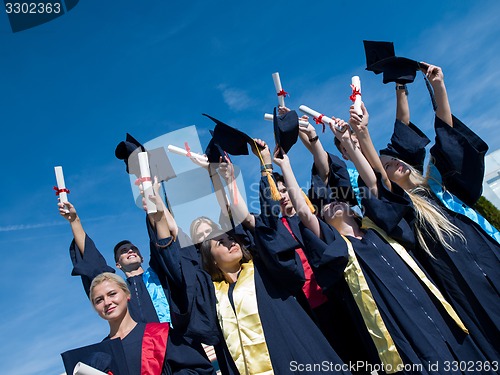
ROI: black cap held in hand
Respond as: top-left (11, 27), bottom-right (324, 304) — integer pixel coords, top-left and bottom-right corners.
top-left (363, 40), bottom-right (420, 84)
top-left (203, 114), bottom-right (253, 158)
top-left (273, 108), bottom-right (299, 154)
top-left (115, 133), bottom-right (145, 174)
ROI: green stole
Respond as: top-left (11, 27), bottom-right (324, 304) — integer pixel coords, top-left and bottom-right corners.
top-left (213, 260), bottom-right (274, 375)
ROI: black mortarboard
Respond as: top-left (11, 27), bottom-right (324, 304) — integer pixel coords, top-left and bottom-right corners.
top-left (363, 40), bottom-right (420, 84)
top-left (273, 108), bottom-right (299, 154)
top-left (115, 133), bottom-right (146, 175)
top-left (115, 134), bottom-right (176, 181)
top-left (204, 130), bottom-right (231, 164)
top-left (61, 339), bottom-right (130, 375)
top-left (308, 153), bottom-right (358, 211)
top-left (203, 114), bottom-right (253, 157)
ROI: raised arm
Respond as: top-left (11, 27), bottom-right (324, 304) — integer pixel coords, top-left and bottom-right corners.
top-left (188, 154), bottom-right (232, 225)
top-left (396, 82), bottom-right (410, 125)
top-left (59, 200), bottom-right (86, 255)
top-left (331, 118), bottom-right (380, 197)
top-left (348, 103), bottom-right (392, 191)
top-left (421, 62), bottom-right (453, 127)
top-left (273, 148), bottom-right (321, 237)
top-left (218, 155), bottom-right (256, 229)
top-left (297, 115), bottom-right (330, 184)
top-left (144, 177), bottom-right (175, 241)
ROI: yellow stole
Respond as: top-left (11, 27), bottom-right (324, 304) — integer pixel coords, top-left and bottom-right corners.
top-left (361, 218), bottom-right (468, 334)
top-left (341, 235), bottom-right (403, 373)
top-left (213, 260), bottom-right (274, 375)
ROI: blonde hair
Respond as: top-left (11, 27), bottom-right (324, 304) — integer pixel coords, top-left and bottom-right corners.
top-left (404, 163), bottom-right (465, 257)
top-left (90, 272), bottom-right (130, 303)
top-left (190, 216), bottom-right (220, 244)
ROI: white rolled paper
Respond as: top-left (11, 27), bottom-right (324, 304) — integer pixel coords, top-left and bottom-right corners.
top-left (138, 152), bottom-right (157, 214)
top-left (272, 72), bottom-right (286, 108)
top-left (351, 76), bottom-right (362, 116)
top-left (298, 105), bottom-right (344, 132)
top-left (73, 362), bottom-right (107, 375)
top-left (263, 113), bottom-right (309, 127)
top-left (54, 166), bottom-right (69, 204)
top-left (167, 145), bottom-right (208, 163)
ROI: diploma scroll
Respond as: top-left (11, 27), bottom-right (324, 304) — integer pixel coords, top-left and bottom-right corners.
top-left (54, 166), bottom-right (70, 211)
top-left (264, 113), bottom-right (309, 127)
top-left (138, 152), bottom-right (157, 214)
top-left (351, 76), bottom-right (362, 116)
top-left (167, 145), bottom-right (208, 163)
top-left (73, 362), bottom-right (107, 375)
top-left (272, 72), bottom-right (287, 108)
top-left (298, 105), bottom-right (345, 132)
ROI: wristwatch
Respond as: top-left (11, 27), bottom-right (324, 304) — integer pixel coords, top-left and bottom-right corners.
top-left (396, 84), bottom-right (408, 95)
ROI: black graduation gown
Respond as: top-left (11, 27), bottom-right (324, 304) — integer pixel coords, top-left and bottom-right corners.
top-left (146, 222), bottom-right (238, 375)
top-left (258, 175), bottom-right (380, 372)
top-left (245, 216), bottom-right (352, 374)
top-left (69, 235), bottom-right (216, 375)
top-left (300, 218), bottom-right (493, 375)
top-left (103, 322), bottom-right (210, 375)
top-left (379, 116), bottom-right (500, 360)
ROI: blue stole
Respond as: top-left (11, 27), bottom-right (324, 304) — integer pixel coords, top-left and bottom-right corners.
top-left (427, 163), bottom-right (500, 244)
top-left (347, 167), bottom-right (361, 205)
top-left (143, 267), bottom-right (171, 323)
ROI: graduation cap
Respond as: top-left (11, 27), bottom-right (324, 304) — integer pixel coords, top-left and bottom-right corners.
top-left (203, 114), bottom-right (253, 158)
top-left (203, 113), bottom-right (281, 201)
top-left (363, 40), bottom-right (420, 84)
top-left (308, 153), bottom-right (358, 213)
top-left (115, 133), bottom-right (146, 175)
top-left (115, 133), bottom-right (176, 181)
top-left (273, 108), bottom-right (299, 155)
top-left (61, 338), bottom-right (130, 375)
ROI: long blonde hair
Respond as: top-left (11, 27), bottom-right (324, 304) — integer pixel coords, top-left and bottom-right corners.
top-left (404, 163), bottom-right (465, 257)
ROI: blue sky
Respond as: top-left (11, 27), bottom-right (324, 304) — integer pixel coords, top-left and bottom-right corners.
top-left (1, 1), bottom-right (500, 374)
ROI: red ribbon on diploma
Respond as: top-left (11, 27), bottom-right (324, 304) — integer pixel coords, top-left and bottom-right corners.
top-left (184, 142), bottom-right (192, 157)
top-left (314, 115), bottom-right (326, 133)
top-left (53, 186), bottom-right (70, 195)
top-left (135, 177), bottom-right (151, 186)
top-left (350, 84), bottom-right (361, 102)
top-left (277, 89), bottom-right (288, 97)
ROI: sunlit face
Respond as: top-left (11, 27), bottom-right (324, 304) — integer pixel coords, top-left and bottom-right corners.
top-left (91, 280), bottom-right (129, 322)
top-left (380, 155), bottom-right (411, 184)
top-left (210, 233), bottom-right (243, 271)
top-left (116, 244), bottom-right (143, 270)
top-left (277, 181), bottom-right (295, 216)
top-left (322, 201), bottom-right (350, 225)
top-left (194, 222), bottom-right (214, 244)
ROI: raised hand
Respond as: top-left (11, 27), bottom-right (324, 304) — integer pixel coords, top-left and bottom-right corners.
top-left (58, 200), bottom-right (77, 222)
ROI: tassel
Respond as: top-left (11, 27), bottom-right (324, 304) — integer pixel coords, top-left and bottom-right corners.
top-left (267, 171), bottom-right (281, 201)
top-left (252, 139), bottom-right (281, 201)
top-left (302, 191), bottom-right (316, 214)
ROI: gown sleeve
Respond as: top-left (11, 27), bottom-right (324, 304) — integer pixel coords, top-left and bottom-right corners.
top-left (69, 234), bottom-right (115, 297)
top-left (298, 219), bottom-right (349, 291)
top-left (430, 115), bottom-right (489, 207)
top-left (252, 215), bottom-right (306, 294)
top-left (361, 174), bottom-right (417, 250)
top-left (381, 120), bottom-right (431, 173)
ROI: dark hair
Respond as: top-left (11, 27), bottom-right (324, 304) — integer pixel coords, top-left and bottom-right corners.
top-left (272, 172), bottom-right (284, 184)
top-left (199, 230), bottom-right (252, 283)
top-left (334, 137), bottom-right (342, 152)
top-left (113, 240), bottom-right (132, 262)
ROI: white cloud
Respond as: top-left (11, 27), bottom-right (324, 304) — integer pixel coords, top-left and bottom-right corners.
top-left (217, 84), bottom-right (255, 111)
